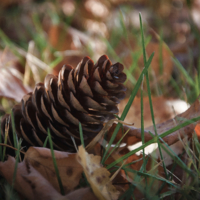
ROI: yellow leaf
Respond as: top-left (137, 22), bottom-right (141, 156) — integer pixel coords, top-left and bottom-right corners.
top-left (77, 146), bottom-right (120, 200)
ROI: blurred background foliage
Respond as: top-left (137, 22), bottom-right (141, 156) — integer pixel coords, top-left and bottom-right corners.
top-left (0, 0), bottom-right (200, 116)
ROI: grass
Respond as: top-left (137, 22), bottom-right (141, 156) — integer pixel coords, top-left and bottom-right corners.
top-left (2, 119), bottom-right (9, 162)
top-left (47, 129), bottom-right (65, 195)
top-left (139, 13), bottom-right (168, 179)
top-left (11, 139), bottom-right (22, 189)
top-left (79, 122), bottom-right (85, 148)
top-left (101, 13), bottom-right (200, 199)
top-left (0, 2), bottom-right (200, 199)
top-left (101, 52), bottom-right (155, 164)
top-left (100, 12), bottom-right (200, 199)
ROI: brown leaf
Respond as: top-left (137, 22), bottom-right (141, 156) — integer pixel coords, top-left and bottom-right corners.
top-left (102, 146), bottom-right (167, 199)
top-left (118, 96), bottom-right (189, 127)
top-left (117, 96), bottom-right (200, 146)
top-left (64, 187), bottom-right (98, 200)
top-left (25, 147), bottom-right (83, 194)
top-left (0, 156), bottom-right (33, 199)
top-left (22, 164), bottom-right (62, 200)
top-left (0, 147), bottom-right (84, 199)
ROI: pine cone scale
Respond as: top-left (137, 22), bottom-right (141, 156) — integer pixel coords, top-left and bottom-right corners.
top-left (41, 94), bottom-right (53, 120)
top-left (83, 96), bottom-right (106, 111)
top-left (70, 92), bottom-right (88, 113)
top-left (36, 113), bottom-right (47, 134)
top-left (78, 76), bottom-right (93, 97)
top-left (92, 81), bottom-right (108, 95)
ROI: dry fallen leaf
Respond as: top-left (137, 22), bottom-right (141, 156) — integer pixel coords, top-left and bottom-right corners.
top-left (63, 187), bottom-right (98, 200)
top-left (0, 94), bottom-right (199, 199)
top-left (0, 156), bottom-right (95, 200)
top-left (0, 156), bottom-right (33, 199)
top-left (117, 96), bottom-right (200, 146)
top-left (77, 146), bottom-right (120, 200)
top-left (22, 164), bottom-right (63, 200)
top-left (0, 49), bottom-right (31, 101)
top-left (25, 147), bottom-right (83, 194)
top-left (24, 166), bottom-right (97, 200)
top-left (195, 123), bottom-right (200, 140)
top-left (105, 96), bottom-right (200, 169)
top-left (0, 147), bottom-right (83, 199)
top-left (118, 96), bottom-right (189, 128)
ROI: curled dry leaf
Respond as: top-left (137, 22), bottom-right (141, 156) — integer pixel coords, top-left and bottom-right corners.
top-left (24, 167), bottom-right (97, 200)
top-left (22, 164), bottom-right (63, 200)
top-left (77, 146), bottom-right (120, 200)
top-left (118, 96), bottom-right (189, 127)
top-left (24, 167), bottom-right (98, 200)
top-left (108, 96), bottom-right (200, 147)
top-left (102, 96), bottom-right (200, 170)
top-left (0, 157), bottom-right (93, 200)
top-left (0, 49), bottom-right (31, 101)
top-left (25, 147), bottom-right (83, 194)
top-left (62, 187), bottom-right (98, 200)
top-left (0, 156), bottom-right (33, 199)
top-left (0, 147), bottom-right (83, 199)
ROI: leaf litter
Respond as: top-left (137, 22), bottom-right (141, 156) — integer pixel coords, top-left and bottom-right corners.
top-left (0, 96), bottom-right (200, 199)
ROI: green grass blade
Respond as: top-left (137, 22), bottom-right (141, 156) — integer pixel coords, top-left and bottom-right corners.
top-left (11, 112), bottom-right (18, 155)
top-left (47, 129), bottom-right (65, 195)
top-left (159, 29), bottom-right (164, 77)
top-left (170, 76), bottom-right (182, 97)
top-left (158, 137), bottom-right (195, 176)
top-left (102, 52), bottom-right (154, 164)
top-left (141, 76), bottom-right (145, 157)
top-left (198, 58), bottom-right (200, 88)
top-left (2, 118), bottom-right (9, 162)
top-left (139, 13), bottom-right (168, 178)
top-left (121, 167), bottom-right (179, 189)
top-left (49, 56), bottom-right (63, 69)
top-left (118, 52), bottom-right (154, 121)
top-left (159, 190), bottom-right (177, 199)
top-left (195, 58), bottom-right (200, 96)
top-left (0, 29), bottom-right (15, 48)
top-left (119, 10), bottom-right (129, 44)
top-left (43, 135), bottom-right (49, 147)
top-left (71, 136), bottom-right (78, 152)
top-left (79, 122), bottom-right (84, 148)
top-left (11, 139), bottom-right (22, 189)
top-left (0, 122), bottom-right (2, 159)
top-left (140, 75), bottom-right (149, 193)
top-left (2, 138), bottom-right (8, 162)
top-left (105, 128), bottom-right (130, 161)
top-left (125, 51), bottom-right (142, 85)
top-left (133, 156), bottom-right (149, 195)
top-left (4, 183), bottom-right (21, 200)
top-left (172, 57), bottom-right (195, 87)
top-left (106, 115), bottom-right (200, 170)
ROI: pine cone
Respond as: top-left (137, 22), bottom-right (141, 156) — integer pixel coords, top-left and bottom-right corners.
top-left (1, 55), bottom-right (126, 152)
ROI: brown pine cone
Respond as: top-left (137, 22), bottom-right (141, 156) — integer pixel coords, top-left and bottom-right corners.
top-left (1, 55), bottom-right (126, 152)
